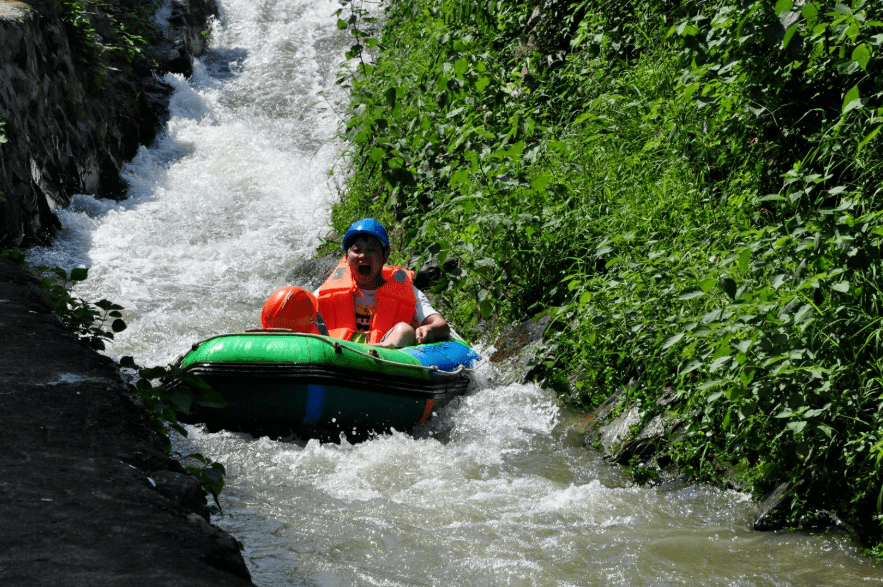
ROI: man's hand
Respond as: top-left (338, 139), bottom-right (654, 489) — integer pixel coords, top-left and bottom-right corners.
top-left (416, 314), bottom-right (450, 344)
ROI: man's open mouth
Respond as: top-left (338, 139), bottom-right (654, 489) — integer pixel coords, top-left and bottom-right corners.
top-left (358, 265), bottom-right (372, 275)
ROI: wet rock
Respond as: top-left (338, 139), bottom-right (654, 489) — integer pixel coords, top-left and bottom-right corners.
top-left (596, 403), bottom-right (642, 460)
top-left (154, 0), bottom-right (219, 78)
top-left (487, 311), bottom-right (551, 386)
top-left (753, 480), bottom-right (858, 535)
top-left (583, 384), bottom-right (682, 464)
top-left (582, 388), bottom-right (627, 433)
top-left (151, 469), bottom-right (211, 520)
top-left (754, 481), bottom-right (800, 531)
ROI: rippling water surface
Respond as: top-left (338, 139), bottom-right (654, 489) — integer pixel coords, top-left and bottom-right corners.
top-left (27, 1), bottom-right (883, 585)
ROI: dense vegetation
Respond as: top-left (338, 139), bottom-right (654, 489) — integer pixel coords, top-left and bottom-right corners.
top-left (330, 0), bottom-right (883, 553)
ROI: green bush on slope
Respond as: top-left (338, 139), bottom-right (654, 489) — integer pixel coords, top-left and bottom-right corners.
top-left (332, 0), bottom-right (883, 552)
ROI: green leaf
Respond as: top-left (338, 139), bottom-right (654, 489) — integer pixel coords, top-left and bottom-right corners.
top-left (336, 19), bottom-right (348, 29)
top-left (842, 85), bottom-right (861, 114)
top-left (857, 125), bottom-right (882, 153)
top-left (453, 58), bottom-right (468, 77)
top-left (70, 267), bottom-right (88, 281)
top-left (801, 2), bottom-right (819, 24)
top-left (663, 333), bottom-right (685, 350)
top-left (578, 291), bottom-right (590, 307)
top-left (475, 77), bottom-right (490, 92)
top-left (480, 299), bottom-right (493, 319)
top-left (782, 23), bottom-right (799, 49)
top-left (707, 390), bottom-right (725, 402)
top-left (831, 280), bottom-right (850, 293)
top-left (111, 319), bottom-right (127, 333)
top-left (720, 278), bottom-right (737, 300)
top-left (94, 299), bottom-right (114, 311)
top-left (698, 278), bottom-right (717, 293)
top-left (852, 44), bottom-right (871, 70)
top-left (787, 420), bottom-right (807, 434)
top-left (682, 360), bottom-right (702, 375)
top-left (369, 147), bottom-right (385, 163)
top-left (774, 0), bottom-right (793, 16)
top-left (709, 355), bottom-right (731, 372)
top-left (794, 303), bottom-right (813, 323)
top-left (169, 389), bottom-right (193, 413)
top-left (678, 290), bottom-right (705, 300)
top-left (383, 86), bottom-right (397, 107)
top-left (738, 249), bottom-right (751, 273)
top-left (119, 356), bottom-right (138, 369)
top-left (595, 245), bottom-right (612, 256)
top-left (449, 169), bottom-right (470, 190)
top-left (803, 405), bottom-right (829, 418)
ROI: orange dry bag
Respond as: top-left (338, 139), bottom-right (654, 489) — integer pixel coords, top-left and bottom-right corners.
top-left (260, 286), bottom-right (320, 334)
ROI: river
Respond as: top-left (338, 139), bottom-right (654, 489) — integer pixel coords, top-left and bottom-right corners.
top-left (27, 0), bottom-right (883, 585)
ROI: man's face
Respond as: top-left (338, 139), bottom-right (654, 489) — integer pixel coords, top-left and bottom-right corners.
top-left (345, 235), bottom-right (389, 288)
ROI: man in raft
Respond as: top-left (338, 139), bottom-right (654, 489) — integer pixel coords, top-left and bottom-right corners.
top-left (317, 218), bottom-right (450, 348)
top-left (262, 218), bottom-right (449, 348)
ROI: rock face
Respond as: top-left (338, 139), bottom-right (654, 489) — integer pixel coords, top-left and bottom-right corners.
top-left (0, 0), bottom-right (217, 247)
top-left (0, 257), bottom-right (254, 586)
top-left (487, 312), bottom-right (551, 386)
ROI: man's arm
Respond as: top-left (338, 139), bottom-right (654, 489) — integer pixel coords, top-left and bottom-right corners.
top-left (416, 313), bottom-right (449, 344)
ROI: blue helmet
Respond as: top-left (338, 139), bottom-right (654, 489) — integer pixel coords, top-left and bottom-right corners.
top-left (342, 218), bottom-right (390, 251)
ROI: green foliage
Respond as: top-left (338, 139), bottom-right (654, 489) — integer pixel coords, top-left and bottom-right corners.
top-left (23, 258), bottom-right (128, 351)
top-left (332, 0), bottom-right (883, 551)
top-left (184, 453), bottom-right (226, 513)
top-left (60, 0), bottom-right (154, 76)
top-left (126, 358), bottom-right (230, 513)
top-left (0, 117), bottom-right (8, 145)
top-left (628, 455), bottom-right (661, 486)
top-left (2, 250), bottom-right (125, 351)
top-left (667, 0), bottom-right (883, 195)
top-left (61, 0), bottom-right (103, 62)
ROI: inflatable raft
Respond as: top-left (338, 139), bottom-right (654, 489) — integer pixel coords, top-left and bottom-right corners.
top-left (172, 331), bottom-right (481, 440)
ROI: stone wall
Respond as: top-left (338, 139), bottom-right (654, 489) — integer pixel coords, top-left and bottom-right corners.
top-left (0, 0), bottom-right (217, 247)
top-left (0, 257), bottom-right (255, 586)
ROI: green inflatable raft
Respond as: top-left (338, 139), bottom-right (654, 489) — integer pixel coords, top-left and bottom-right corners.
top-left (172, 331), bottom-right (481, 440)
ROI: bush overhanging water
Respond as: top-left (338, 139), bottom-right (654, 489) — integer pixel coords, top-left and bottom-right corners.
top-left (331, 0), bottom-right (883, 554)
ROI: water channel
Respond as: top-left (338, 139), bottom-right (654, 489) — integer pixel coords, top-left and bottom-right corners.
top-left (27, 0), bottom-right (883, 584)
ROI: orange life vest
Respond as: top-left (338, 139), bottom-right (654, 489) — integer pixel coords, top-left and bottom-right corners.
top-left (317, 257), bottom-right (418, 343)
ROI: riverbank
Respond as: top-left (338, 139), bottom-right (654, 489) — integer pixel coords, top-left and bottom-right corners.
top-left (0, 257), bottom-right (254, 585)
top-left (330, 0), bottom-right (883, 553)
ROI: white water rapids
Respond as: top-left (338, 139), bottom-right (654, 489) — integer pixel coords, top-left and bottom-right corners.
top-left (26, 0), bottom-right (883, 585)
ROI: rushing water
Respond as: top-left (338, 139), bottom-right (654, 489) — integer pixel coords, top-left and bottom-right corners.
top-left (26, 0), bottom-right (883, 585)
